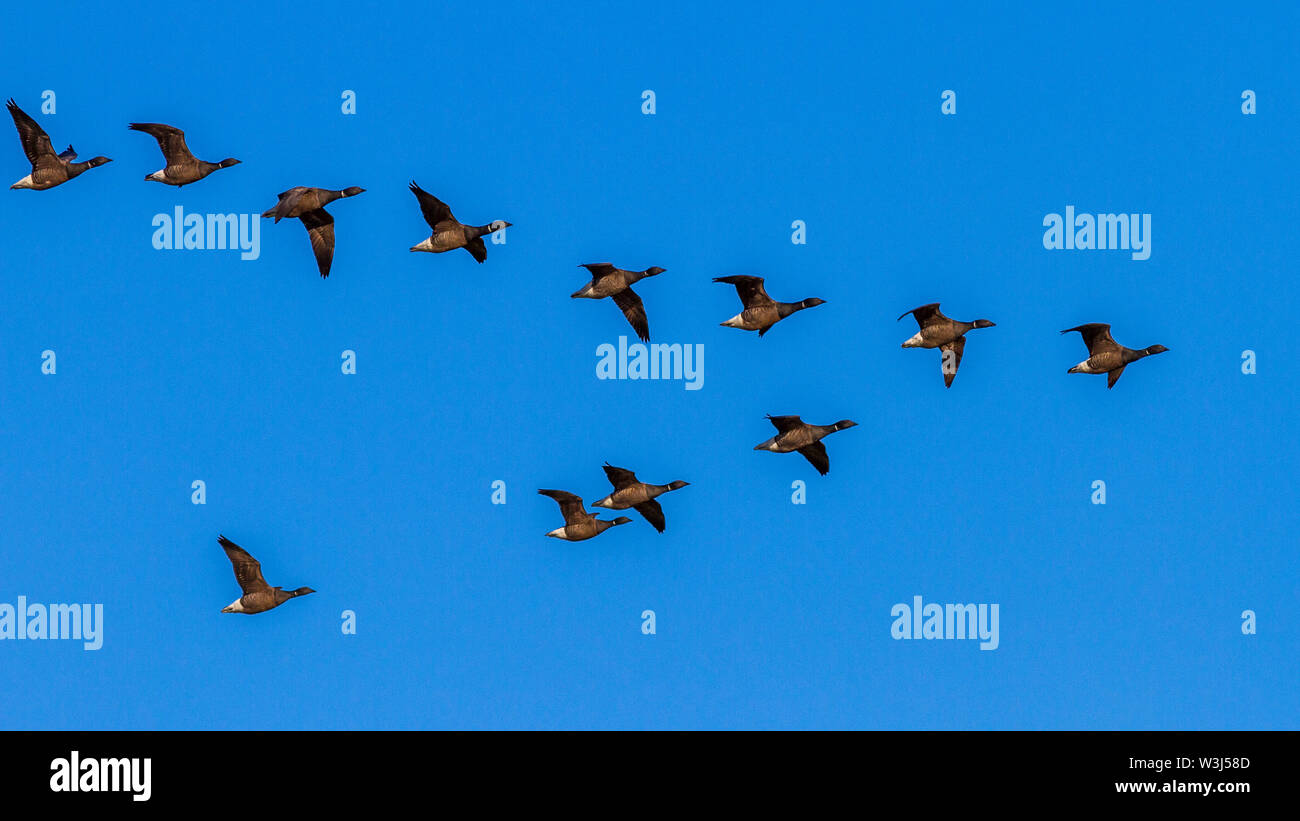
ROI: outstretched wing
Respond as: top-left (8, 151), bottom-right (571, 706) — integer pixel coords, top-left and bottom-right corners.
top-left (1061, 323), bottom-right (1118, 355)
top-left (218, 535), bottom-right (271, 595)
top-left (128, 122), bottom-right (195, 164)
top-left (766, 414), bottom-right (804, 433)
top-left (464, 236), bottom-right (487, 263)
top-left (580, 263), bottom-right (618, 280)
top-left (1107, 365), bottom-right (1126, 389)
top-left (264, 186), bottom-right (308, 222)
top-left (612, 287), bottom-right (649, 342)
top-left (300, 209), bottom-right (335, 278)
top-left (538, 489), bottom-right (588, 525)
top-left (633, 499), bottom-right (666, 533)
top-left (7, 99), bottom-right (57, 167)
top-left (713, 275), bottom-right (772, 308)
top-left (797, 442), bottom-right (830, 476)
top-left (940, 336), bottom-right (965, 388)
top-left (57, 145), bottom-right (77, 161)
top-left (602, 463), bottom-right (639, 490)
top-left (409, 181), bottom-right (454, 228)
top-left (898, 302), bottom-right (944, 327)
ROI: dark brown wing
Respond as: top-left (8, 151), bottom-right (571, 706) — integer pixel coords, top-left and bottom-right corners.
top-left (580, 263), bottom-right (618, 280)
top-left (940, 336), bottom-right (965, 388)
top-left (1062, 323), bottom-right (1119, 355)
top-left (766, 414), bottom-right (805, 433)
top-left (713, 275), bottom-right (773, 308)
top-left (538, 489), bottom-right (588, 525)
top-left (464, 236), bottom-right (487, 263)
top-left (633, 499), bottom-right (666, 533)
top-left (898, 303), bottom-right (944, 327)
top-left (409, 181), bottom-right (454, 228)
top-left (128, 122), bottom-right (195, 164)
top-left (797, 442), bottom-right (830, 475)
top-left (1107, 365), bottom-right (1126, 389)
top-left (218, 535), bottom-right (271, 595)
top-left (612, 287), bottom-right (649, 342)
top-left (300, 209), bottom-right (335, 278)
top-left (57, 146), bottom-right (77, 161)
top-left (602, 463), bottom-right (639, 490)
top-left (7, 99), bottom-right (57, 167)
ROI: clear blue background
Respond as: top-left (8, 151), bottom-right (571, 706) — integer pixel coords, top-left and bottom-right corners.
top-left (0, 1), bottom-right (1294, 729)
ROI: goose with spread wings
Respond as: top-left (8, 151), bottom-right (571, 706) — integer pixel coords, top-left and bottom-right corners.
top-left (753, 415), bottom-right (857, 476)
top-left (7, 98), bottom-right (110, 190)
top-left (591, 463), bottom-right (688, 533)
top-left (538, 489), bottom-right (631, 542)
top-left (714, 275), bottom-right (825, 337)
top-left (408, 182), bottom-right (510, 263)
top-left (262, 186), bottom-right (365, 278)
top-left (217, 535), bottom-right (315, 614)
top-left (1061, 323), bottom-right (1168, 389)
top-left (128, 122), bottom-right (239, 186)
top-left (898, 302), bottom-right (996, 388)
top-left (571, 264), bottom-right (666, 342)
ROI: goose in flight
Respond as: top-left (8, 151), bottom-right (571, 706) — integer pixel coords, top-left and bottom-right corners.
top-left (753, 415), bottom-right (857, 475)
top-left (7, 99), bottom-right (110, 190)
top-left (714, 275), bottom-right (824, 337)
top-left (217, 535), bottom-right (315, 614)
top-left (262, 186), bottom-right (366, 278)
top-left (408, 181), bottom-right (510, 263)
top-left (571, 264), bottom-right (666, 342)
top-left (898, 303), bottom-right (996, 388)
top-left (538, 489), bottom-right (631, 541)
top-left (1061, 323), bottom-right (1168, 389)
top-left (128, 122), bottom-right (239, 186)
top-left (591, 463), bottom-right (688, 533)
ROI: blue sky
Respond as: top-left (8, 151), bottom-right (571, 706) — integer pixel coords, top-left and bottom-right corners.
top-left (0, 1), bottom-right (1295, 728)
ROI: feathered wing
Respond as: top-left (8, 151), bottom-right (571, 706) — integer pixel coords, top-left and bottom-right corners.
top-left (1062, 323), bottom-right (1119, 355)
top-left (797, 442), bottom-right (830, 475)
top-left (300, 209), bottom-right (335, 278)
top-left (714, 275), bottom-right (772, 308)
top-left (409, 182), bottom-right (454, 228)
top-left (128, 122), bottom-right (195, 164)
top-left (580, 263), bottom-right (618, 281)
top-left (464, 236), bottom-right (487, 263)
top-left (940, 336), bottom-right (965, 388)
top-left (633, 499), bottom-right (667, 533)
top-left (1107, 365), bottom-right (1126, 389)
top-left (766, 414), bottom-right (805, 433)
top-left (538, 489), bottom-right (588, 526)
top-left (7, 99), bottom-right (57, 168)
top-left (218, 535), bottom-right (271, 595)
top-left (612, 288), bottom-right (649, 342)
top-left (602, 463), bottom-right (639, 490)
top-left (899, 302), bottom-right (944, 327)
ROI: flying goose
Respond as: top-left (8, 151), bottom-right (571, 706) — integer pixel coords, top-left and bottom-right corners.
top-left (538, 489), bottom-right (631, 541)
top-left (898, 303), bottom-right (997, 388)
top-left (714, 275), bottom-right (825, 337)
top-left (571, 264), bottom-right (666, 342)
top-left (1061, 323), bottom-right (1169, 389)
top-left (408, 182), bottom-right (510, 263)
top-left (753, 415), bottom-right (857, 475)
top-left (128, 122), bottom-right (239, 186)
top-left (7, 99), bottom-right (110, 190)
top-left (262, 186), bottom-right (366, 278)
top-left (591, 463), bottom-right (689, 533)
top-left (217, 535), bottom-right (315, 614)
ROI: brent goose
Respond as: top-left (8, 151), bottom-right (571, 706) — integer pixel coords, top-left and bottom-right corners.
top-left (753, 415), bottom-right (857, 475)
top-left (898, 303), bottom-right (996, 388)
top-left (217, 535), bottom-right (315, 614)
top-left (591, 463), bottom-right (688, 533)
top-left (262, 186), bottom-right (366, 278)
top-left (128, 122), bottom-right (239, 186)
top-left (408, 181), bottom-right (510, 262)
top-left (571, 264), bottom-right (666, 342)
top-left (7, 99), bottom-right (110, 190)
top-left (714, 275), bottom-right (825, 336)
top-left (1062, 323), bottom-right (1169, 389)
top-left (538, 489), bottom-right (631, 541)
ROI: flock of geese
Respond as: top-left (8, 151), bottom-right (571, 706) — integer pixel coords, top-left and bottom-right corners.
top-left (7, 98), bottom-right (1172, 615)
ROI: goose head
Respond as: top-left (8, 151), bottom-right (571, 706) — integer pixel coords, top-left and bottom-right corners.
top-left (217, 158), bottom-right (241, 168)
top-left (972, 319), bottom-right (996, 329)
top-left (342, 186), bottom-right (365, 196)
